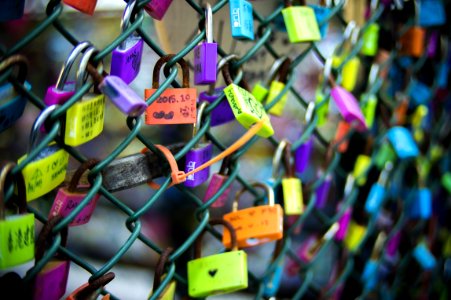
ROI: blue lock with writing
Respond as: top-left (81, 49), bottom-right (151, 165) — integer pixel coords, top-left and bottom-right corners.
top-left (229, 0), bottom-right (254, 40)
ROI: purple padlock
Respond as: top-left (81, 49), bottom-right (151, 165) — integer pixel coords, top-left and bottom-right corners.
top-left (144, 0), bottom-right (173, 20)
top-left (199, 87), bottom-right (235, 126)
top-left (335, 207), bottom-right (352, 241)
top-left (33, 260), bottom-right (70, 300)
top-left (315, 172), bottom-right (332, 209)
top-left (294, 137), bottom-right (313, 174)
top-left (427, 31), bottom-right (439, 58)
top-left (194, 3), bottom-right (218, 85)
top-left (330, 85), bottom-right (367, 131)
top-left (385, 231), bottom-right (401, 258)
top-left (203, 157), bottom-right (233, 207)
top-left (111, 0), bottom-right (144, 84)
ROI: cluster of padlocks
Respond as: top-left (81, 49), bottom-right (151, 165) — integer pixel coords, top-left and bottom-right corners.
top-left (0, 0), bottom-right (450, 299)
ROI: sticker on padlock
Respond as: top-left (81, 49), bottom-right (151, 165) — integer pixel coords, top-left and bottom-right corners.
top-left (44, 42), bottom-right (91, 106)
top-left (49, 159), bottom-right (100, 226)
top-left (365, 162), bottom-right (393, 215)
top-left (63, 0), bottom-right (98, 15)
top-left (0, 163), bottom-right (35, 270)
top-left (0, 55), bottom-right (30, 133)
top-left (145, 55), bottom-right (197, 124)
top-left (184, 102), bottom-right (213, 187)
top-left (64, 47), bottom-right (105, 147)
top-left (344, 221), bottom-right (367, 252)
top-left (66, 272), bottom-right (115, 300)
top-left (18, 106), bottom-right (69, 201)
top-left (222, 63), bottom-right (274, 138)
top-left (282, 0), bottom-right (321, 43)
top-left (399, 26), bottom-right (426, 58)
top-left (203, 156), bottom-right (233, 207)
top-left (144, 0), bottom-right (173, 20)
top-left (413, 243), bottom-right (436, 270)
top-left (223, 182), bottom-right (283, 248)
top-left (33, 217), bottom-right (70, 300)
top-left (150, 248), bottom-right (176, 300)
top-left (386, 126), bottom-right (419, 159)
top-left (188, 219), bottom-right (248, 298)
top-left (280, 141), bottom-right (304, 215)
top-left (265, 57), bottom-right (291, 116)
top-left (229, 0), bottom-right (254, 40)
top-left (194, 4), bottom-right (218, 85)
top-left (110, 0), bottom-right (144, 84)
top-left (262, 239), bottom-right (284, 297)
top-left (251, 56), bottom-right (289, 103)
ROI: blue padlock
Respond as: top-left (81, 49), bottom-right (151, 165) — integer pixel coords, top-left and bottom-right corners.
top-left (365, 162), bottom-right (393, 215)
top-left (413, 243), bottom-right (436, 270)
top-left (361, 260), bottom-right (378, 291)
top-left (409, 80), bottom-right (432, 106)
top-left (437, 63), bottom-right (448, 88)
top-left (310, 5), bottom-right (331, 38)
top-left (0, 55), bottom-right (31, 133)
top-left (229, 0), bottom-right (254, 40)
top-left (408, 188), bottom-right (432, 220)
top-left (0, 0), bottom-right (25, 21)
top-left (386, 127), bottom-right (420, 159)
top-left (419, 0), bottom-right (446, 27)
top-left (262, 258), bottom-right (284, 297)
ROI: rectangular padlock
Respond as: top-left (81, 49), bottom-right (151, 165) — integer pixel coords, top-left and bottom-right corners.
top-left (310, 5), bottom-right (331, 38)
top-left (315, 173), bottom-right (331, 209)
top-left (198, 87), bottom-right (235, 126)
top-left (294, 138), bottom-right (313, 174)
top-left (203, 157), bottom-right (233, 207)
top-left (413, 243), bottom-right (436, 270)
top-left (266, 81), bottom-right (288, 116)
top-left (144, 0), bottom-right (173, 20)
top-left (419, 0), bottom-right (446, 27)
top-left (361, 260), bottom-right (378, 291)
top-left (331, 85), bottom-right (367, 131)
top-left (229, 0), bottom-right (254, 40)
top-left (315, 88), bottom-right (328, 126)
top-left (335, 208), bottom-right (352, 241)
top-left (251, 82), bottom-right (269, 102)
top-left (360, 23), bottom-right (379, 56)
top-left (360, 93), bottom-right (377, 128)
top-left (352, 154), bottom-right (371, 186)
top-left (344, 221), bottom-right (366, 252)
top-left (386, 126), bottom-right (419, 159)
top-left (341, 57), bottom-right (360, 92)
top-left (33, 260), bottom-right (70, 300)
top-left (407, 188), bottom-right (432, 220)
top-left (399, 26), bottom-right (426, 58)
top-left (333, 121), bottom-right (351, 153)
top-left (63, 0), bottom-right (97, 15)
top-left (282, 178), bottom-right (304, 215)
top-left (409, 80), bottom-right (432, 106)
top-left (184, 143), bottom-right (213, 188)
top-left (110, 36), bottom-right (144, 84)
top-left (282, 4), bottom-right (321, 43)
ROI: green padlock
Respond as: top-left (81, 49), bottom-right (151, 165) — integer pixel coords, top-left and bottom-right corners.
top-left (266, 57), bottom-right (291, 116)
top-left (252, 56), bottom-right (289, 102)
top-left (442, 173), bottom-right (451, 194)
top-left (222, 63), bottom-right (274, 138)
top-left (361, 23), bottom-right (379, 56)
top-left (188, 219), bottom-right (248, 298)
top-left (0, 163), bottom-right (35, 270)
top-left (374, 142), bottom-right (396, 169)
top-left (360, 64), bottom-right (380, 128)
top-left (282, 0), bottom-right (321, 43)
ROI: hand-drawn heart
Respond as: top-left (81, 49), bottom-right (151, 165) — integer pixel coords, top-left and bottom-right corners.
top-left (208, 269), bottom-right (218, 277)
top-left (153, 111), bottom-right (165, 119)
top-left (164, 111), bottom-right (174, 119)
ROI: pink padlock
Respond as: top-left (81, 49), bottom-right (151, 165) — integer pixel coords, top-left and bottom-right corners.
top-left (335, 207), bottom-right (352, 241)
top-left (203, 157), bottom-right (233, 208)
top-left (144, 0), bottom-right (173, 20)
top-left (330, 85), bottom-right (367, 132)
top-left (49, 159), bottom-right (100, 226)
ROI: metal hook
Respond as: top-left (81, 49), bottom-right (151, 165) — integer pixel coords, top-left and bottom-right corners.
top-left (120, 0), bottom-right (137, 49)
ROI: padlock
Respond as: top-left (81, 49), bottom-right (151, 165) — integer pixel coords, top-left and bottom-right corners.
top-left (0, 0), bottom-right (25, 21)
top-left (64, 46), bottom-right (105, 147)
top-left (251, 56), bottom-right (289, 102)
top-left (32, 217), bottom-right (70, 300)
top-left (49, 159), bottom-right (100, 226)
top-left (413, 242), bottom-right (436, 270)
top-left (365, 162), bottom-right (393, 215)
top-left (310, 0), bottom-right (332, 38)
top-left (229, 0), bottom-right (254, 40)
top-left (332, 120), bottom-right (351, 153)
top-left (63, 0), bottom-right (97, 15)
top-left (442, 173), bottom-right (451, 194)
top-left (223, 182), bottom-right (283, 248)
top-left (262, 239), bottom-right (284, 297)
top-left (222, 62), bottom-right (274, 138)
top-left (294, 137), bottom-right (313, 174)
top-left (361, 93), bottom-right (378, 128)
top-left (280, 140), bottom-right (304, 215)
top-left (344, 220), bottom-right (367, 252)
top-left (385, 231), bottom-right (401, 258)
top-left (335, 207), bottom-right (352, 242)
top-left (110, 0), bottom-right (144, 84)
top-left (426, 30), bottom-right (439, 58)
top-left (198, 54), bottom-right (237, 127)
top-left (145, 55), bottom-right (197, 124)
top-left (386, 126), bottom-right (419, 159)
top-left (315, 171), bottom-right (332, 209)
top-left (44, 42), bottom-right (92, 106)
top-left (188, 219), bottom-right (248, 297)
top-left (407, 187), bottom-right (432, 220)
top-left (315, 87), bottom-right (328, 127)
top-left (194, 3), bottom-right (218, 85)
top-left (399, 26), bottom-right (426, 58)
top-left (144, 0), bottom-right (173, 20)
top-left (340, 56), bottom-right (360, 92)
top-left (184, 102), bottom-right (213, 188)
top-left (265, 57), bottom-right (291, 116)
top-left (374, 142), bottom-right (396, 169)
top-left (203, 156), bottom-right (233, 208)
top-left (361, 23), bottom-right (379, 56)
top-left (0, 163), bottom-right (35, 270)
top-left (0, 55), bottom-right (31, 133)
top-left (18, 106), bottom-right (69, 201)
top-left (419, 0), bottom-right (446, 27)
top-left (282, 0), bottom-right (321, 43)
top-left (352, 153), bottom-right (371, 186)
top-left (361, 233), bottom-right (386, 291)
top-left (150, 248), bottom-right (176, 299)
top-left (409, 80), bottom-right (432, 106)
top-left (66, 272), bottom-right (115, 300)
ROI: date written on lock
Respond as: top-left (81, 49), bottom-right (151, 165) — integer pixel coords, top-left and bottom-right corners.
top-left (145, 91), bottom-right (196, 124)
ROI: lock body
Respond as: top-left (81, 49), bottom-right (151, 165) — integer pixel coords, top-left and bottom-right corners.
top-left (110, 37), bottom-right (144, 84)
top-left (19, 144), bottom-right (69, 201)
top-left (144, 0), bottom-right (173, 20)
top-left (331, 85), bottom-right (367, 131)
top-left (251, 82), bottom-right (269, 102)
top-left (266, 81), bottom-right (288, 116)
top-left (224, 83), bottom-right (274, 138)
top-left (33, 259), bottom-right (70, 300)
top-left (198, 88), bottom-right (235, 126)
top-left (294, 138), bottom-right (313, 174)
top-left (0, 213), bottom-right (35, 269)
top-left (0, 81), bottom-right (30, 133)
top-left (315, 88), bottom-right (328, 126)
top-left (361, 260), bottom-right (378, 291)
top-left (361, 23), bottom-right (379, 56)
top-left (203, 173), bottom-right (232, 207)
top-left (145, 87), bottom-right (197, 124)
top-left (310, 5), bottom-right (330, 38)
top-left (262, 259), bottom-right (284, 297)
top-left (334, 121), bottom-right (351, 153)
top-left (335, 208), bottom-right (352, 241)
top-left (63, 0), bottom-right (97, 15)
top-left (282, 178), bottom-right (304, 215)
top-left (353, 154), bottom-right (371, 186)
top-left (361, 93), bottom-right (377, 128)
top-left (344, 221), bottom-right (366, 252)
top-left (43, 82), bottom-right (75, 106)
top-left (188, 250), bottom-right (248, 297)
top-left (194, 42), bottom-right (218, 85)
top-left (49, 187), bottom-right (100, 226)
top-left (223, 204), bottom-right (284, 248)
top-left (399, 26), bottom-right (425, 58)
top-left (408, 188), bottom-right (432, 220)
top-left (282, 6), bottom-right (321, 43)
top-left (409, 80), bottom-right (432, 106)
top-left (413, 243), bottom-right (436, 270)
top-left (184, 143), bottom-right (213, 187)
top-left (386, 126), bottom-right (419, 159)
top-left (374, 142), bottom-right (395, 169)
top-left (365, 183), bottom-right (385, 215)
top-left (341, 57), bottom-right (360, 92)
top-left (229, 0), bottom-right (254, 40)
top-left (315, 174), bottom-right (331, 209)
top-left (64, 93), bottom-right (105, 146)
top-left (419, 0), bottom-right (446, 27)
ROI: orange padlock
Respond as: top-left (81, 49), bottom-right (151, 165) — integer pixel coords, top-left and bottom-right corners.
top-left (399, 26), bottom-right (426, 58)
top-left (223, 182), bottom-right (284, 248)
top-left (63, 0), bottom-right (97, 15)
top-left (333, 121), bottom-right (351, 153)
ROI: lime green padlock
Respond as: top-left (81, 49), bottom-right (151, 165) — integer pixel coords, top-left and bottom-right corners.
top-left (360, 63), bottom-right (380, 128)
top-left (282, 0), bottom-right (321, 43)
top-left (361, 23), bottom-right (379, 56)
top-left (266, 58), bottom-right (291, 116)
top-left (0, 163), bottom-right (35, 270)
top-left (188, 219), bottom-right (248, 298)
top-left (353, 154), bottom-right (371, 186)
top-left (344, 221), bottom-right (367, 252)
top-left (222, 63), bottom-right (274, 138)
top-left (18, 105), bottom-right (69, 201)
top-left (252, 56), bottom-right (289, 103)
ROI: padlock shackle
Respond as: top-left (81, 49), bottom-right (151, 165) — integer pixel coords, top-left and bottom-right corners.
top-left (0, 162), bottom-right (27, 219)
top-left (28, 104), bottom-right (59, 153)
top-left (56, 41), bottom-right (92, 90)
top-left (35, 216), bottom-right (68, 262)
top-left (153, 247), bottom-right (174, 290)
top-left (68, 159), bottom-right (100, 192)
top-left (77, 46), bottom-right (104, 90)
top-left (208, 54), bottom-right (240, 94)
top-left (68, 272), bottom-right (115, 300)
top-left (221, 62), bottom-right (251, 91)
top-left (152, 54), bottom-right (190, 89)
top-left (309, 222), bottom-right (339, 255)
top-left (194, 219), bottom-right (238, 258)
top-left (272, 139), bottom-right (289, 179)
top-left (283, 141), bottom-right (296, 178)
top-left (233, 182), bottom-right (275, 211)
top-left (218, 156), bottom-right (232, 176)
top-left (0, 54), bottom-right (28, 85)
top-left (264, 56), bottom-right (291, 86)
top-left (305, 102), bottom-right (315, 125)
top-left (193, 101), bottom-right (209, 138)
top-left (370, 231), bottom-right (386, 260)
top-left (205, 3), bottom-right (213, 44)
top-left (120, 0), bottom-right (137, 34)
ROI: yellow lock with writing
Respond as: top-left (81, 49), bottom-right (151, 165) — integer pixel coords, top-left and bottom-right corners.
top-left (18, 105), bottom-right (69, 201)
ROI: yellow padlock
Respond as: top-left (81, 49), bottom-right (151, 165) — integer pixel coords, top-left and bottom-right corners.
top-left (280, 140), bottom-right (304, 215)
top-left (266, 57), bottom-right (291, 116)
top-left (344, 221), bottom-right (367, 252)
top-left (251, 56), bottom-right (288, 102)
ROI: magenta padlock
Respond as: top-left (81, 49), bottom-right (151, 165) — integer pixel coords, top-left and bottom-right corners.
top-left (385, 231), bottom-right (401, 258)
top-left (198, 87), bottom-right (235, 126)
top-left (315, 173), bottom-right (332, 209)
top-left (335, 207), bottom-right (352, 241)
top-left (144, 0), bottom-right (173, 20)
top-left (44, 42), bottom-right (91, 105)
top-left (427, 31), bottom-right (439, 58)
top-left (330, 85), bottom-right (367, 131)
top-left (110, 0), bottom-right (144, 84)
top-left (48, 159), bottom-right (100, 226)
top-left (194, 3), bottom-right (218, 85)
top-left (203, 157), bottom-right (233, 207)
top-left (294, 137), bottom-right (313, 174)
top-left (184, 102), bottom-right (213, 188)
